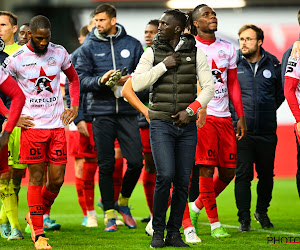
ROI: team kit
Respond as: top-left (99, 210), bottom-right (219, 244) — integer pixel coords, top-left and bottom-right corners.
top-left (0, 3), bottom-right (300, 250)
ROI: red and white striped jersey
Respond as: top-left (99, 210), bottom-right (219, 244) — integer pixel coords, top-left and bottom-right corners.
top-left (195, 36), bottom-right (237, 117)
top-left (3, 42), bottom-right (72, 129)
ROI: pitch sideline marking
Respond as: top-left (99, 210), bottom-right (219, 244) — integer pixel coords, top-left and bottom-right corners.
top-left (50, 213), bottom-right (300, 237)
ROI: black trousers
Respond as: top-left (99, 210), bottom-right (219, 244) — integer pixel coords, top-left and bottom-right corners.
top-left (293, 128), bottom-right (300, 197)
top-left (92, 115), bottom-right (144, 211)
top-left (235, 134), bottom-right (277, 222)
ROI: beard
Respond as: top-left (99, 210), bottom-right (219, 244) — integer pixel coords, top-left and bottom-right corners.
top-left (241, 44), bottom-right (259, 59)
top-left (31, 39), bottom-right (48, 56)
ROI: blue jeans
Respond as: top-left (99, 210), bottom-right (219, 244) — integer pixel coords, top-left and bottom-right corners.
top-left (150, 120), bottom-right (197, 233)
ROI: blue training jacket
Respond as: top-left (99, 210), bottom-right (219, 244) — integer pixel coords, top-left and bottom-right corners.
top-left (230, 48), bottom-right (284, 135)
top-left (75, 24), bottom-right (143, 116)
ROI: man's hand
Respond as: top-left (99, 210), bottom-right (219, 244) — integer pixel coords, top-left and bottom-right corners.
top-left (196, 108), bottom-right (207, 128)
top-left (100, 70), bottom-right (115, 84)
top-left (61, 105), bottom-right (79, 126)
top-left (117, 75), bottom-right (130, 86)
top-left (291, 41), bottom-right (300, 59)
top-left (77, 120), bottom-right (89, 137)
top-left (163, 53), bottom-right (181, 69)
top-left (0, 131), bottom-right (10, 153)
top-left (16, 116), bottom-right (35, 129)
top-left (171, 110), bottom-right (191, 127)
top-left (143, 108), bottom-right (150, 124)
top-left (236, 116), bottom-right (247, 140)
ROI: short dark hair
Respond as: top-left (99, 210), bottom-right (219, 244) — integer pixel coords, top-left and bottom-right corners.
top-left (148, 19), bottom-right (159, 27)
top-left (80, 25), bottom-right (89, 37)
top-left (94, 3), bottom-right (116, 18)
top-left (238, 24), bottom-right (264, 43)
top-left (21, 22), bottom-right (29, 27)
top-left (0, 11), bottom-right (18, 26)
top-left (163, 9), bottom-right (187, 31)
top-left (186, 4), bottom-right (208, 35)
top-left (29, 15), bottom-right (51, 33)
top-left (298, 9), bottom-right (300, 25)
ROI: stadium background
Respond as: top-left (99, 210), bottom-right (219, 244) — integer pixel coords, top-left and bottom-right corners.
top-left (1, 0), bottom-right (300, 181)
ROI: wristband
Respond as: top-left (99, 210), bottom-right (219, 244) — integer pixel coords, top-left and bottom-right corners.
top-left (188, 100), bottom-right (202, 114)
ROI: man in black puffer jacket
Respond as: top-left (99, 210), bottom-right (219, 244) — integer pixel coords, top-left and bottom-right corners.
top-left (230, 24), bottom-right (284, 232)
top-left (75, 3), bottom-right (144, 232)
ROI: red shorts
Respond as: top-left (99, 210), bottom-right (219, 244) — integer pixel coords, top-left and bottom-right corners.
top-left (68, 130), bottom-right (84, 158)
top-left (0, 145), bottom-right (9, 174)
top-left (69, 122), bottom-right (97, 159)
top-left (20, 128), bottom-right (67, 165)
top-left (140, 127), bottom-right (151, 154)
top-left (195, 115), bottom-right (236, 168)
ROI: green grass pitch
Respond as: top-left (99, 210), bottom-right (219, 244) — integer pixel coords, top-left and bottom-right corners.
top-left (1, 179), bottom-right (300, 249)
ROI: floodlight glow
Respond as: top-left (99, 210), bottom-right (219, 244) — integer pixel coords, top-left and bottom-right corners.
top-left (167, 0), bottom-right (246, 9)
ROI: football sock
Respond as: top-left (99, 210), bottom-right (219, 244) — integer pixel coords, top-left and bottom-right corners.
top-left (27, 185), bottom-right (44, 236)
top-left (182, 202), bottom-right (193, 230)
top-left (113, 158), bottom-right (123, 202)
top-left (0, 179), bottom-right (21, 230)
top-left (118, 195), bottom-right (128, 207)
top-left (41, 185), bottom-right (58, 215)
top-left (211, 221), bottom-right (221, 231)
top-left (75, 177), bottom-right (87, 216)
top-left (194, 176), bottom-right (228, 210)
top-left (213, 176), bottom-right (227, 198)
top-left (106, 209), bottom-right (115, 220)
top-left (0, 178), bottom-right (8, 224)
top-left (82, 162), bottom-right (97, 211)
top-left (143, 170), bottom-right (155, 215)
top-left (87, 210), bottom-right (96, 216)
top-left (199, 176), bottom-right (219, 224)
top-left (168, 185), bottom-right (173, 209)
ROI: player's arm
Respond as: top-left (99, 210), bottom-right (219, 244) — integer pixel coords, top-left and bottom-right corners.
top-left (0, 75), bottom-right (25, 152)
top-left (61, 64), bottom-right (79, 125)
top-left (132, 47), bottom-right (168, 92)
top-left (285, 75), bottom-right (300, 134)
top-left (122, 77), bottom-right (149, 123)
top-left (291, 41), bottom-right (300, 59)
top-left (285, 58), bottom-right (300, 135)
top-left (227, 68), bottom-right (246, 140)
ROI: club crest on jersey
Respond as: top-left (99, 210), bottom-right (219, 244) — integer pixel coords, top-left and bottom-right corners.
top-left (211, 59), bottom-right (226, 84)
top-left (29, 67), bottom-right (56, 95)
top-left (47, 57), bottom-right (56, 66)
top-left (218, 50), bottom-right (227, 59)
top-left (35, 76), bottom-right (53, 94)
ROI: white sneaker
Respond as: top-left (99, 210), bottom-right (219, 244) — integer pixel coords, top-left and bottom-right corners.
top-left (86, 215), bottom-right (98, 227)
top-left (184, 227), bottom-right (202, 243)
top-left (145, 218), bottom-right (154, 237)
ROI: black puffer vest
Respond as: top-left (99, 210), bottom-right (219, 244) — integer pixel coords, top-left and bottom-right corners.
top-left (149, 34), bottom-right (197, 122)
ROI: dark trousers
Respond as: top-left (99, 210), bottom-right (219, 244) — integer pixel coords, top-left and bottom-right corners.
top-left (293, 128), bottom-right (300, 197)
top-left (150, 120), bottom-right (197, 233)
top-left (235, 134), bottom-right (277, 222)
top-left (92, 115), bottom-right (144, 211)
